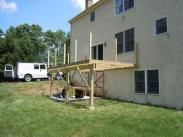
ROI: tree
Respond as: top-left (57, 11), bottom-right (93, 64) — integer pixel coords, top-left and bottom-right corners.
top-left (0, 24), bottom-right (46, 73)
top-left (0, 28), bottom-right (4, 37)
top-left (44, 30), bottom-right (69, 66)
top-left (0, 24), bottom-right (70, 81)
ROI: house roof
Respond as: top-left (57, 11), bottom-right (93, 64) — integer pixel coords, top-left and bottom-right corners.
top-left (69, 0), bottom-right (108, 24)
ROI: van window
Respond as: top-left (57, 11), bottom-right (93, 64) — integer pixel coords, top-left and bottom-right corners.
top-left (34, 64), bottom-right (39, 70)
top-left (6, 65), bottom-right (13, 70)
top-left (40, 65), bottom-right (46, 69)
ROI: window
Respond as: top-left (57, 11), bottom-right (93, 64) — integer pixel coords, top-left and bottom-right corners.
top-left (147, 70), bottom-right (159, 94)
top-left (125, 28), bottom-right (134, 52)
top-left (92, 44), bottom-right (103, 60)
top-left (115, 0), bottom-right (124, 15)
top-left (92, 46), bottom-right (97, 59)
top-left (40, 64), bottom-right (46, 69)
top-left (34, 64), bottom-right (39, 70)
top-left (135, 70), bottom-right (159, 94)
top-left (115, 28), bottom-right (134, 53)
top-left (5, 65), bottom-right (13, 70)
top-left (135, 71), bottom-right (145, 93)
top-left (156, 17), bottom-right (167, 35)
top-left (115, 32), bottom-right (124, 53)
top-left (115, 0), bottom-right (134, 15)
top-left (90, 11), bottom-right (95, 22)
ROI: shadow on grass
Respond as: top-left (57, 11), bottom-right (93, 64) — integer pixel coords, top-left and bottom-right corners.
top-left (70, 102), bottom-right (88, 109)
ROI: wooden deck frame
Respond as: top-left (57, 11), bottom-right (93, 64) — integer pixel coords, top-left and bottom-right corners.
top-left (48, 59), bottom-right (135, 110)
top-left (49, 59), bottom-right (135, 73)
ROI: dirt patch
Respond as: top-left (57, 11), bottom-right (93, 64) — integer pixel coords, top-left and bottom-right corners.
top-left (12, 81), bottom-right (64, 96)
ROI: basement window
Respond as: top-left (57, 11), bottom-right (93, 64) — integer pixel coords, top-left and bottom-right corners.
top-left (147, 70), bottom-right (159, 94)
top-left (90, 11), bottom-right (95, 22)
top-left (135, 71), bottom-right (145, 93)
top-left (156, 17), bottom-right (167, 35)
top-left (135, 70), bottom-right (159, 94)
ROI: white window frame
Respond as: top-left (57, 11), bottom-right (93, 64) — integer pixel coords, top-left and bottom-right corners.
top-left (135, 69), bottom-right (160, 95)
top-left (116, 28), bottom-right (135, 54)
top-left (155, 17), bottom-right (168, 36)
top-left (114, 0), bottom-right (134, 15)
top-left (92, 43), bottom-right (104, 60)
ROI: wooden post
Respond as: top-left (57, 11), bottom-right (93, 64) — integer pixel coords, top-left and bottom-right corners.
top-left (75, 39), bottom-right (78, 62)
top-left (47, 47), bottom-right (50, 67)
top-left (50, 74), bottom-right (54, 97)
top-left (54, 48), bottom-right (58, 66)
top-left (66, 53), bottom-right (70, 103)
top-left (115, 38), bottom-right (118, 62)
top-left (89, 68), bottom-right (95, 110)
top-left (63, 44), bottom-right (66, 64)
top-left (67, 53), bottom-right (70, 64)
top-left (76, 67), bottom-right (90, 91)
top-left (89, 32), bottom-right (92, 60)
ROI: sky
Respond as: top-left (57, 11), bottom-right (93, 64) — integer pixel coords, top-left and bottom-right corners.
top-left (0, 0), bottom-right (99, 33)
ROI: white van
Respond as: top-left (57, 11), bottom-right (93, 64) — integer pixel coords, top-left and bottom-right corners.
top-left (4, 63), bottom-right (48, 82)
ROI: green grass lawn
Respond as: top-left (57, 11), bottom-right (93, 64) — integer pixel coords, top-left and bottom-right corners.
top-left (0, 82), bottom-right (183, 137)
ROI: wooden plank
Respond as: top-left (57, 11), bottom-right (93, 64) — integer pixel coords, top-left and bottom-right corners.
top-left (76, 67), bottom-right (90, 91)
top-left (48, 59), bottom-right (135, 73)
top-left (63, 44), bottom-right (66, 64)
top-left (89, 32), bottom-right (92, 60)
top-left (49, 63), bottom-right (94, 73)
top-left (50, 74), bottom-right (55, 97)
top-left (89, 68), bottom-right (95, 110)
top-left (47, 47), bottom-right (50, 67)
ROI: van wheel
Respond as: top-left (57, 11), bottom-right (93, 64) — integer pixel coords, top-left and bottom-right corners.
top-left (24, 75), bottom-right (32, 82)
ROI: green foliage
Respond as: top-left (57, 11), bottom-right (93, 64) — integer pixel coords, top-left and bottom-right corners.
top-left (0, 24), bottom-right (70, 80)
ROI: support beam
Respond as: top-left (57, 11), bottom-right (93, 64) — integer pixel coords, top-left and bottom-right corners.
top-left (115, 38), bottom-right (118, 62)
top-left (63, 44), bottom-right (66, 64)
top-left (76, 67), bottom-right (90, 91)
top-left (66, 71), bottom-right (70, 103)
top-left (65, 53), bottom-right (70, 102)
top-left (47, 47), bottom-right (50, 67)
top-left (50, 74), bottom-right (55, 97)
top-left (75, 39), bottom-right (78, 62)
top-left (67, 53), bottom-right (70, 64)
top-left (89, 68), bottom-right (95, 110)
top-left (54, 47), bottom-right (58, 66)
top-left (89, 32), bottom-right (92, 60)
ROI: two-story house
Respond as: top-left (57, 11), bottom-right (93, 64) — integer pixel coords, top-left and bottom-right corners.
top-left (69, 0), bottom-right (183, 109)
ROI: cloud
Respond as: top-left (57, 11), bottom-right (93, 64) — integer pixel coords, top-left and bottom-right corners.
top-left (0, 0), bottom-right (17, 13)
top-left (71, 0), bottom-right (99, 11)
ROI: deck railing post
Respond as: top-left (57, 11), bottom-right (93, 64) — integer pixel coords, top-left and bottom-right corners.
top-left (89, 32), bottom-right (92, 60)
top-left (63, 44), bottom-right (66, 64)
